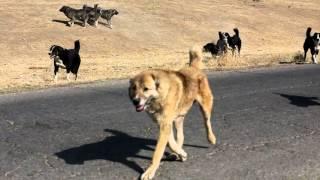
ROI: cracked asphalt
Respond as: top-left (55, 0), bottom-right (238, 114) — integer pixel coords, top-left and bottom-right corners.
top-left (1, 65), bottom-right (320, 180)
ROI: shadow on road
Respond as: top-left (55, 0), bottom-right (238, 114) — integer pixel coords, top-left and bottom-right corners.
top-left (274, 93), bottom-right (320, 107)
top-left (55, 129), bottom-right (208, 173)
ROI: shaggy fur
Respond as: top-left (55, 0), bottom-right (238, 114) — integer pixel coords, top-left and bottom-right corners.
top-left (48, 40), bottom-right (81, 81)
top-left (59, 6), bottom-right (88, 27)
top-left (225, 28), bottom-right (242, 56)
top-left (303, 27), bottom-right (320, 64)
top-left (100, 9), bottom-right (119, 28)
top-left (83, 4), bottom-right (102, 27)
top-left (129, 45), bottom-right (216, 180)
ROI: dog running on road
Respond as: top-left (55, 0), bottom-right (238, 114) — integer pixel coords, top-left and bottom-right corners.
top-left (129, 45), bottom-right (216, 180)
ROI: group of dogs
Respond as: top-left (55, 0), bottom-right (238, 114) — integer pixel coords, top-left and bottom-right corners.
top-left (202, 26), bottom-right (320, 65)
top-left (47, 26), bottom-right (320, 84)
top-left (59, 4), bottom-right (119, 28)
top-left (203, 28), bottom-right (242, 57)
top-left (48, 4), bottom-right (119, 81)
top-left (48, 7), bottom-right (320, 178)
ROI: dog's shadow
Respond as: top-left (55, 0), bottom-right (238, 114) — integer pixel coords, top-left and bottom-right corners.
top-left (52, 19), bottom-right (83, 27)
top-left (274, 93), bottom-right (320, 107)
top-left (98, 21), bottom-right (112, 28)
top-left (55, 129), bottom-right (208, 173)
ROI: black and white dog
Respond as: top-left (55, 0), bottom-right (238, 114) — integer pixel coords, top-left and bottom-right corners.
top-left (225, 28), bottom-right (242, 57)
top-left (303, 27), bottom-right (320, 64)
top-left (48, 40), bottom-right (81, 81)
top-left (217, 31), bottom-right (230, 55)
top-left (59, 6), bottom-right (88, 27)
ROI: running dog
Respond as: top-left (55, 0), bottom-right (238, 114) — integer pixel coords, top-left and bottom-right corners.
top-left (48, 40), bottom-right (81, 81)
top-left (303, 27), bottom-right (320, 64)
top-left (129, 45), bottom-right (216, 180)
top-left (100, 9), bottom-right (119, 28)
top-left (83, 4), bottom-right (102, 27)
top-left (59, 6), bottom-right (88, 27)
top-left (225, 28), bottom-right (242, 57)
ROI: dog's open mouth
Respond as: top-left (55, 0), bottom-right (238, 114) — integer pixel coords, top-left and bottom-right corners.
top-left (136, 104), bottom-right (145, 112)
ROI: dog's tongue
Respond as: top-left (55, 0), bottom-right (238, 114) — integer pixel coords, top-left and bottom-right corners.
top-left (136, 105), bottom-right (144, 112)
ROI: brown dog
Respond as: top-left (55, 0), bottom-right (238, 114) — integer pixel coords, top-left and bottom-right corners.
top-left (128, 45), bottom-right (216, 180)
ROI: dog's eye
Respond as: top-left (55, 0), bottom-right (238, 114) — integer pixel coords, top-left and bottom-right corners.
top-left (143, 87), bottom-right (149, 92)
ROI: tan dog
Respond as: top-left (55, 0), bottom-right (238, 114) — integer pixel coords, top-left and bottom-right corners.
top-left (128, 45), bottom-right (216, 180)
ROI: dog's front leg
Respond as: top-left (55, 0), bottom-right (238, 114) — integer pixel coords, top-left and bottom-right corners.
top-left (141, 122), bottom-right (172, 180)
top-left (69, 18), bottom-right (74, 27)
top-left (107, 20), bottom-right (112, 29)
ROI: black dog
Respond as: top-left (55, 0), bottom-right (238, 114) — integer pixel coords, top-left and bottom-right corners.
top-left (225, 28), bottom-right (242, 57)
top-left (100, 9), bottom-right (119, 28)
top-left (59, 6), bottom-right (88, 27)
top-left (203, 42), bottom-right (219, 57)
top-left (48, 40), bottom-right (81, 81)
top-left (303, 27), bottom-right (320, 64)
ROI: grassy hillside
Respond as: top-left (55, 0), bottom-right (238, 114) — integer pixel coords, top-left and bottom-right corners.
top-left (0, 0), bottom-right (319, 92)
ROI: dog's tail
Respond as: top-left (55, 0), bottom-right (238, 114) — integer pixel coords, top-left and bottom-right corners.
top-left (74, 40), bottom-right (80, 54)
top-left (189, 45), bottom-right (203, 69)
top-left (306, 27), bottom-right (312, 38)
top-left (234, 28), bottom-right (239, 36)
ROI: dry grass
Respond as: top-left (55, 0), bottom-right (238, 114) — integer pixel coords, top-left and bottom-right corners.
top-left (0, 0), bottom-right (319, 93)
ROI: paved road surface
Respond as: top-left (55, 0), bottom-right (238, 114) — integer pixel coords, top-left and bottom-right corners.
top-left (1, 65), bottom-right (320, 180)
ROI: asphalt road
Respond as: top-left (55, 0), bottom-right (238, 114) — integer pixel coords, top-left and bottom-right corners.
top-left (1, 65), bottom-right (320, 180)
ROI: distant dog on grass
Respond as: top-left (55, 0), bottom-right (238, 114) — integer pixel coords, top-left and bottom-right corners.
top-left (225, 28), bottom-right (242, 57)
top-left (48, 40), bottom-right (81, 81)
top-left (216, 32), bottom-right (230, 56)
top-left (203, 42), bottom-right (219, 57)
top-left (81, 5), bottom-right (119, 28)
top-left (203, 31), bottom-right (233, 57)
top-left (100, 9), bottom-right (119, 28)
top-left (83, 4), bottom-right (102, 27)
top-left (303, 27), bottom-right (320, 64)
top-left (59, 6), bottom-right (88, 27)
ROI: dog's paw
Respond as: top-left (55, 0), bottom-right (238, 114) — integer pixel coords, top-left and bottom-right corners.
top-left (179, 152), bottom-right (188, 162)
top-left (166, 153), bottom-right (179, 161)
top-left (140, 166), bottom-right (156, 180)
top-left (208, 134), bottom-right (216, 145)
top-left (166, 152), bottom-right (188, 162)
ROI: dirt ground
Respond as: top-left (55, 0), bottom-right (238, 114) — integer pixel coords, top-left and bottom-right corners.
top-left (0, 0), bottom-right (319, 93)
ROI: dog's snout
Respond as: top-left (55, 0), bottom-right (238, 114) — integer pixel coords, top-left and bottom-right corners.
top-left (132, 98), bottom-right (140, 106)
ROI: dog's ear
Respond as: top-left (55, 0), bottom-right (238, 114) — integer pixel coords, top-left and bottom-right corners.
top-left (151, 74), bottom-right (160, 89)
top-left (218, 32), bottom-right (223, 39)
